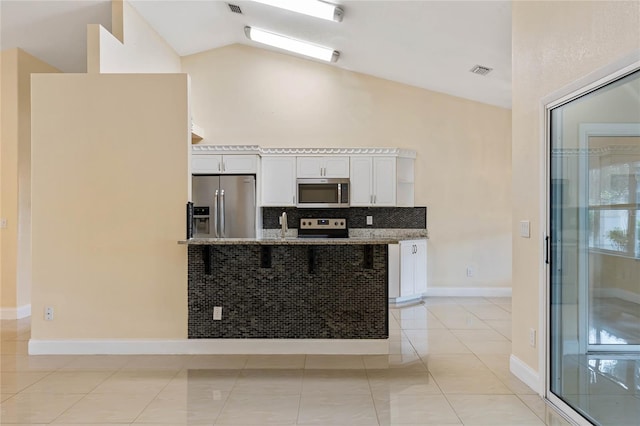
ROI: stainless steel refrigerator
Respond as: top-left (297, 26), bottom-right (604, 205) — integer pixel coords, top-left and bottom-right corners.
top-left (192, 175), bottom-right (256, 238)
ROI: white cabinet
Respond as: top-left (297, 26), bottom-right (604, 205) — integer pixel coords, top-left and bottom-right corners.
top-left (350, 156), bottom-right (396, 206)
top-left (192, 154), bottom-right (258, 174)
top-left (389, 239), bottom-right (427, 303)
top-left (297, 156), bottom-right (349, 178)
top-left (261, 157), bottom-right (296, 206)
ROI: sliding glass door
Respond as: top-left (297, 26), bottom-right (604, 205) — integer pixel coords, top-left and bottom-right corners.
top-left (548, 67), bottom-right (640, 425)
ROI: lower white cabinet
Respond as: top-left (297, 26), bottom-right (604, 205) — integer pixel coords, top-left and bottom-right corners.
top-left (389, 239), bottom-right (427, 303)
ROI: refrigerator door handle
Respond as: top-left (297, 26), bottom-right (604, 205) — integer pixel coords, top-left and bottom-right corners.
top-left (213, 190), bottom-right (219, 238)
top-left (219, 189), bottom-right (225, 238)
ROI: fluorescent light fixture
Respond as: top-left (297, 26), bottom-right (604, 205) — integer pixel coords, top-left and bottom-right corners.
top-left (251, 0), bottom-right (343, 22)
top-left (244, 27), bottom-right (340, 62)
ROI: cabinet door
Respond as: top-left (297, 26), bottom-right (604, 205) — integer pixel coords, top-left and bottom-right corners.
top-left (399, 241), bottom-right (416, 297)
top-left (296, 157), bottom-right (323, 177)
top-left (223, 155), bottom-right (258, 173)
top-left (192, 154), bottom-right (222, 174)
top-left (261, 157), bottom-right (296, 206)
top-left (413, 240), bottom-right (428, 295)
top-left (323, 156), bottom-right (349, 177)
top-left (372, 157), bottom-right (396, 206)
top-left (349, 157), bottom-right (372, 206)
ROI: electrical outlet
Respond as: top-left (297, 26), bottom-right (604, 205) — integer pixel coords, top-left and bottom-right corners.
top-left (366, 215), bottom-right (373, 226)
top-left (529, 328), bottom-right (536, 348)
top-left (466, 267), bottom-right (474, 277)
top-left (0, 218), bottom-right (7, 229)
top-left (44, 306), bottom-right (54, 321)
top-left (213, 306), bottom-right (222, 320)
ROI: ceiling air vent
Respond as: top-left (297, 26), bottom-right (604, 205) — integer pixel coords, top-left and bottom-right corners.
top-left (470, 65), bottom-right (493, 76)
top-left (228, 3), bottom-right (242, 14)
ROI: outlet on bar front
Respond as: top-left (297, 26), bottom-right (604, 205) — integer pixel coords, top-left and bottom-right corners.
top-left (213, 306), bottom-right (222, 320)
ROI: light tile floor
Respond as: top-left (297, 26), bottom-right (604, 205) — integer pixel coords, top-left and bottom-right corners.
top-left (0, 297), bottom-right (573, 425)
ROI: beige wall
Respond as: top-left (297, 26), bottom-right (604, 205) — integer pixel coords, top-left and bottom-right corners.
top-left (30, 73), bottom-right (189, 338)
top-left (87, 1), bottom-right (180, 74)
top-left (182, 44), bottom-right (513, 290)
top-left (512, 1), bottom-right (640, 371)
top-left (0, 49), bottom-right (58, 317)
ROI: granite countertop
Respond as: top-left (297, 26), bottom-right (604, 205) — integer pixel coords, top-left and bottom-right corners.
top-left (179, 237), bottom-right (406, 245)
top-left (179, 228), bottom-right (428, 245)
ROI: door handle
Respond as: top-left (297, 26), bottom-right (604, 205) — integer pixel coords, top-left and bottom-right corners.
top-left (545, 235), bottom-right (550, 265)
top-left (219, 190), bottom-right (225, 238)
top-left (213, 190), bottom-right (219, 238)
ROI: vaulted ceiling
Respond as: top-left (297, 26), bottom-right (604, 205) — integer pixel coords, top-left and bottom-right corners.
top-left (1, 1), bottom-right (512, 108)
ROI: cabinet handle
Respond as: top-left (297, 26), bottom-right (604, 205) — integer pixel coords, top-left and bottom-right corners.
top-left (218, 163), bottom-right (221, 172)
top-left (222, 162), bottom-right (226, 172)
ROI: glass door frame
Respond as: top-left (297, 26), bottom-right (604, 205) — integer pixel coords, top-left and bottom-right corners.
top-left (579, 122), bottom-right (640, 353)
top-left (542, 54), bottom-right (640, 425)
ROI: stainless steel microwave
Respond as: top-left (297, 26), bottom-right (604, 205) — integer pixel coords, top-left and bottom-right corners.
top-left (297, 178), bottom-right (350, 208)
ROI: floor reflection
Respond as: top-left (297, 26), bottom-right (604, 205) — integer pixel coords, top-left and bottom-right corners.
top-left (590, 297), bottom-right (640, 345)
top-left (557, 354), bottom-right (640, 425)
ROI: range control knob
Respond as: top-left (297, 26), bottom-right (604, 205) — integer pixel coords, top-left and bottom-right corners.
top-left (340, 221), bottom-right (344, 226)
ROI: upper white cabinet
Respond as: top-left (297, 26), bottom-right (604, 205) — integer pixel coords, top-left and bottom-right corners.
top-left (297, 156), bottom-right (349, 178)
top-left (350, 156), bottom-right (397, 206)
top-left (192, 154), bottom-right (258, 174)
top-left (350, 156), bottom-right (415, 207)
top-left (261, 156), bottom-right (297, 206)
top-left (191, 146), bottom-right (416, 207)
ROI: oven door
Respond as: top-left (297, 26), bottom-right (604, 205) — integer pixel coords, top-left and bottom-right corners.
top-left (297, 179), bottom-right (349, 208)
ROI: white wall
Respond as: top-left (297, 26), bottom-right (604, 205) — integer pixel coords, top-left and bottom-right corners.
top-left (182, 44), bottom-right (513, 292)
top-left (87, 1), bottom-right (180, 74)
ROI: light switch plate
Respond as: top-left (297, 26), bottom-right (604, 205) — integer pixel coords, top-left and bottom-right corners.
top-left (366, 216), bottom-right (373, 226)
top-left (0, 218), bottom-right (7, 229)
top-left (519, 220), bottom-right (530, 238)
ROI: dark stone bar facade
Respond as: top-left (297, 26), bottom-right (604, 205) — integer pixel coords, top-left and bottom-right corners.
top-left (188, 244), bottom-right (388, 339)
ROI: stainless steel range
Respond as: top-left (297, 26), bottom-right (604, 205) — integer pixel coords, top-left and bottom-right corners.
top-left (298, 218), bottom-right (348, 238)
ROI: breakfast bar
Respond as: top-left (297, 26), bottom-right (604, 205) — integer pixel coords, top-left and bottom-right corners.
top-left (181, 238), bottom-right (394, 341)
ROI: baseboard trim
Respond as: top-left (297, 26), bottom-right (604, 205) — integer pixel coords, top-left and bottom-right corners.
top-left (510, 354), bottom-right (543, 395)
top-left (0, 304), bottom-right (31, 320)
top-left (28, 338), bottom-right (389, 355)
top-left (425, 287), bottom-right (512, 297)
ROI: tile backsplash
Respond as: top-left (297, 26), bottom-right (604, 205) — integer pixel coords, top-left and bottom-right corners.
top-left (262, 207), bottom-right (427, 229)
